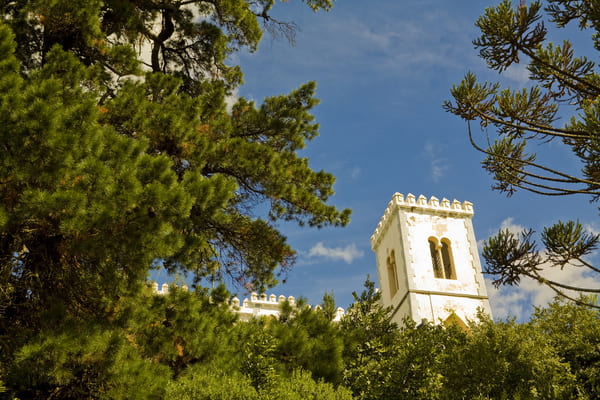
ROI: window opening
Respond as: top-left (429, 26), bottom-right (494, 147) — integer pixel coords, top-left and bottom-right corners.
top-left (429, 238), bottom-right (443, 278)
top-left (441, 240), bottom-right (456, 279)
top-left (429, 237), bottom-right (456, 280)
top-left (387, 249), bottom-right (399, 297)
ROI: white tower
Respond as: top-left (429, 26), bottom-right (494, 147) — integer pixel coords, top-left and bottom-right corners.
top-left (370, 193), bottom-right (492, 327)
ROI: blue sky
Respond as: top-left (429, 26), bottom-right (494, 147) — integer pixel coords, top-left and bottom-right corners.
top-left (227, 0), bottom-right (600, 321)
top-left (167, 0), bottom-right (600, 321)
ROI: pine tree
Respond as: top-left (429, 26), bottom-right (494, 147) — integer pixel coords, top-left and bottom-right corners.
top-left (0, 1), bottom-right (350, 396)
top-left (340, 278), bottom-right (399, 400)
top-left (0, 0), bottom-right (348, 344)
top-left (444, 0), bottom-right (600, 306)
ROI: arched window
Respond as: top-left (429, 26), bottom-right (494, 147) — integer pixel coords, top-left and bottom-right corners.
top-left (387, 249), bottom-right (399, 297)
top-left (441, 239), bottom-right (456, 279)
top-left (428, 237), bottom-right (456, 280)
top-left (428, 238), bottom-right (443, 278)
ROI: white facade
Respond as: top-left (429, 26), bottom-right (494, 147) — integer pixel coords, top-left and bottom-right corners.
top-left (371, 193), bottom-right (492, 327)
top-left (230, 293), bottom-right (345, 322)
top-left (231, 292), bottom-right (295, 321)
top-left (152, 283), bottom-right (345, 322)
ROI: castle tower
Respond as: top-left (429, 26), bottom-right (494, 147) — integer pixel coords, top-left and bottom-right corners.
top-left (370, 193), bottom-right (492, 327)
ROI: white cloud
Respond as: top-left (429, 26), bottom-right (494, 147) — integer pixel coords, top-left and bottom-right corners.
top-left (499, 217), bottom-right (525, 235)
top-left (525, 259), bottom-right (600, 307)
top-left (484, 218), bottom-right (600, 320)
top-left (337, 8), bottom-right (476, 74)
top-left (476, 238), bottom-right (485, 252)
top-left (423, 141), bottom-right (449, 183)
top-left (260, 6), bottom-right (480, 80)
top-left (485, 280), bottom-right (527, 321)
top-left (224, 87), bottom-right (240, 113)
top-left (584, 222), bottom-right (600, 237)
top-left (430, 164), bottom-right (446, 183)
top-left (308, 242), bottom-right (364, 264)
top-left (350, 166), bottom-right (361, 180)
top-left (501, 62), bottom-right (530, 85)
top-left (487, 260), bottom-right (600, 320)
top-left (478, 216), bottom-right (524, 263)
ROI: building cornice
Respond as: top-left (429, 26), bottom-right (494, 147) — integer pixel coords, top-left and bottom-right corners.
top-left (390, 288), bottom-right (489, 320)
top-left (370, 193), bottom-right (474, 250)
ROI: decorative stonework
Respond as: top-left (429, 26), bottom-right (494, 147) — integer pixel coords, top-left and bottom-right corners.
top-left (370, 193), bottom-right (474, 250)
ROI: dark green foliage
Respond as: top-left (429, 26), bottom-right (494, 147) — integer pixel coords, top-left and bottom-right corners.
top-left (0, 25), bottom-right (192, 360)
top-left (340, 277), bottom-right (399, 400)
top-left (239, 293), bottom-right (346, 385)
top-left (482, 228), bottom-right (541, 287)
top-left (340, 279), bottom-right (598, 400)
top-left (239, 321), bottom-right (278, 390)
top-left (388, 320), bottom-right (462, 400)
top-left (529, 297), bottom-right (600, 398)
top-left (166, 367), bottom-right (353, 400)
top-left (0, 0), bottom-right (350, 341)
top-left (444, 315), bottom-right (576, 400)
top-left (5, 274), bottom-right (600, 399)
top-left (6, 0), bottom-right (600, 395)
top-left (343, 315), bottom-right (464, 400)
top-left (269, 298), bottom-right (345, 384)
top-left (265, 370), bottom-right (354, 400)
top-left (122, 285), bottom-right (239, 377)
top-left (7, 321), bottom-right (170, 399)
top-left (0, 0), bottom-right (348, 339)
top-left (0, 0), bottom-right (352, 395)
top-left (444, 0), bottom-right (600, 306)
top-left (166, 367), bottom-right (260, 400)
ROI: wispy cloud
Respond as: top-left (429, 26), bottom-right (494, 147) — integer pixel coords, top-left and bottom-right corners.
top-left (485, 281), bottom-right (527, 321)
top-left (330, 8), bottom-right (478, 75)
top-left (308, 242), bottom-right (364, 264)
top-left (255, 5), bottom-right (481, 80)
top-left (584, 222), bottom-right (600, 236)
top-left (423, 141), bottom-right (449, 183)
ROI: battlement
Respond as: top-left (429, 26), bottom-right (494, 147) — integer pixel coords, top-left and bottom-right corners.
top-left (230, 292), bottom-right (297, 321)
top-left (152, 281), bottom-right (188, 295)
top-left (151, 282), bottom-right (345, 322)
top-left (370, 193), bottom-right (474, 250)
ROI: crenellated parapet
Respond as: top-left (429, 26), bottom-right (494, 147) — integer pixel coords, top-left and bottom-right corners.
top-left (151, 282), bottom-right (345, 322)
top-left (152, 281), bottom-right (188, 295)
top-left (230, 292), bottom-right (345, 322)
top-left (370, 193), bottom-right (474, 250)
top-left (230, 292), bottom-right (296, 321)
